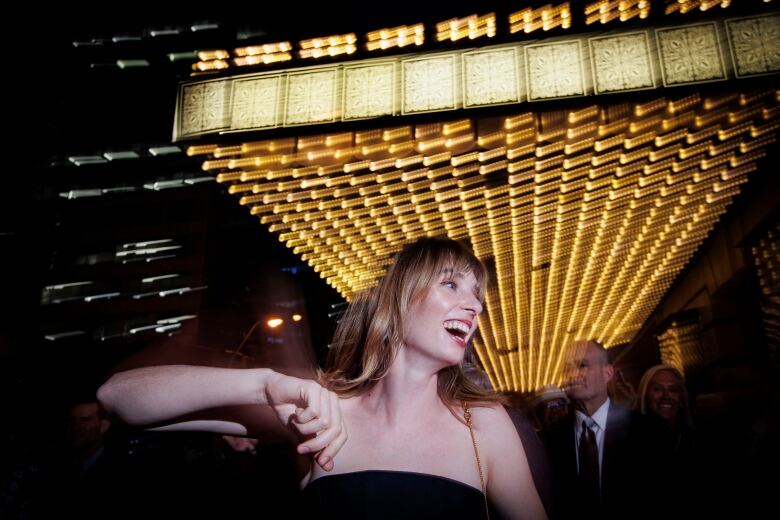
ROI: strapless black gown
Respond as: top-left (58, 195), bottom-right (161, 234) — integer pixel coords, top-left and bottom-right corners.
top-left (300, 470), bottom-right (494, 519)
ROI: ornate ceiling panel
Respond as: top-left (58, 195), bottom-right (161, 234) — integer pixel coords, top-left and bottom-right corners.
top-left (174, 12), bottom-right (780, 140)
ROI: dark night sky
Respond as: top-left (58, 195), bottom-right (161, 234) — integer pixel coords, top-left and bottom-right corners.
top-left (12, 2), bottom-right (499, 159)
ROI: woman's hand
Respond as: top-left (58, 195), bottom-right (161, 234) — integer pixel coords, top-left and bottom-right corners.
top-left (261, 371), bottom-right (347, 471)
top-left (222, 435), bottom-right (259, 454)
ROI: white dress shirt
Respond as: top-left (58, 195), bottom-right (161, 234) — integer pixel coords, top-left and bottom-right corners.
top-left (574, 397), bottom-right (610, 480)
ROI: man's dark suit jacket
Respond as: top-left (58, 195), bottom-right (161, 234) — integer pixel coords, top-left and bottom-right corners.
top-left (542, 403), bottom-right (658, 520)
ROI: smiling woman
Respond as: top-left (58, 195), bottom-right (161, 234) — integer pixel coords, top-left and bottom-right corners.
top-left (308, 237), bottom-right (547, 519)
top-left (97, 238), bottom-right (547, 519)
top-left (637, 364), bottom-right (694, 439)
top-left (634, 365), bottom-right (702, 517)
top-left (322, 238), bottom-right (487, 400)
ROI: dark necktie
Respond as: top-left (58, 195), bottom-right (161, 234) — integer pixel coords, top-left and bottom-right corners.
top-left (579, 417), bottom-right (601, 505)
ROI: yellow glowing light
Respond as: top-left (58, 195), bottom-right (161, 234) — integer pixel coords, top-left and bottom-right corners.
top-left (192, 59), bottom-right (229, 72)
top-left (267, 318), bottom-right (284, 328)
top-left (195, 89), bottom-right (780, 393)
top-left (233, 53), bottom-right (292, 66)
top-left (234, 42), bottom-right (292, 56)
top-left (197, 50), bottom-right (229, 61)
top-left (509, 3), bottom-right (572, 34)
top-left (665, 0), bottom-right (731, 15)
top-left (366, 24), bottom-right (424, 51)
top-left (585, 0), bottom-right (651, 24)
top-left (436, 13), bottom-right (496, 42)
top-left (299, 33), bottom-right (357, 59)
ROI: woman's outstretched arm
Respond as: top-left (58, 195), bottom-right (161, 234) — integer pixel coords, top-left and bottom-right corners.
top-left (97, 365), bottom-right (346, 471)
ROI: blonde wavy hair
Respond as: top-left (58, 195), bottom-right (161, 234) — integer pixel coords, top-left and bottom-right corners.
top-left (321, 237), bottom-right (504, 408)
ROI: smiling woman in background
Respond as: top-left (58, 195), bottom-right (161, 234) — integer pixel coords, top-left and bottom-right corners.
top-left (637, 364), bottom-right (695, 452)
top-left (636, 364), bottom-right (701, 517)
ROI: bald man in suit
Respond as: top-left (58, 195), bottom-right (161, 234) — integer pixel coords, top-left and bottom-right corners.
top-left (542, 341), bottom-right (658, 519)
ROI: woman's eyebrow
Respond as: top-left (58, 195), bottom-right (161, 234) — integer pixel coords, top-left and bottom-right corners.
top-left (439, 268), bottom-right (458, 278)
top-left (441, 270), bottom-right (482, 298)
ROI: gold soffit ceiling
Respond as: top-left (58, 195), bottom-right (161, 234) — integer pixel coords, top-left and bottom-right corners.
top-left (188, 88), bottom-right (780, 392)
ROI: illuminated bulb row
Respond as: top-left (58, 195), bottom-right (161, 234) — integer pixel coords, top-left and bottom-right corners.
top-left (192, 59), bottom-right (228, 72)
top-left (197, 50), bottom-right (229, 61)
top-left (665, 0), bottom-right (731, 15)
top-left (436, 13), bottom-right (496, 42)
top-left (233, 42), bottom-right (293, 66)
top-left (235, 42), bottom-right (292, 56)
top-left (366, 24), bottom-right (425, 51)
top-left (192, 49), bottom-right (229, 72)
top-left (509, 3), bottom-right (572, 34)
top-left (299, 33), bottom-right (357, 59)
top-left (191, 0), bottom-right (750, 74)
top-left (585, 0), bottom-right (651, 24)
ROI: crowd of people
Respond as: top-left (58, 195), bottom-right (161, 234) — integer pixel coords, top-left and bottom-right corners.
top-left (3, 237), bottom-right (776, 519)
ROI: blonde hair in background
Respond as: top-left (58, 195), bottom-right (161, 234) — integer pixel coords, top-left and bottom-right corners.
top-left (637, 364), bottom-right (694, 432)
top-left (320, 237), bottom-right (504, 410)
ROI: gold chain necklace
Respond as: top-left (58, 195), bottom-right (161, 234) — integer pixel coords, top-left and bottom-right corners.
top-left (463, 402), bottom-right (489, 520)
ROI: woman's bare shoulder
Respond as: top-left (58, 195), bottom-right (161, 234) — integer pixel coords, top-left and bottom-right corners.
top-left (467, 402), bottom-right (517, 440)
top-left (466, 401), bottom-right (507, 418)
